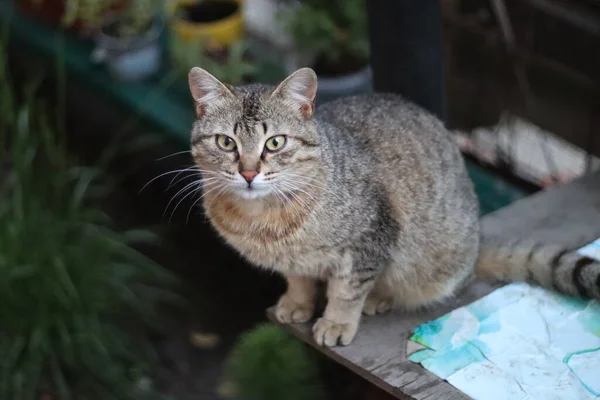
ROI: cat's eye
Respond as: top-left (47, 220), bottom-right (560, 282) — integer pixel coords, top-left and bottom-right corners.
top-left (216, 135), bottom-right (236, 152)
top-left (264, 136), bottom-right (287, 152)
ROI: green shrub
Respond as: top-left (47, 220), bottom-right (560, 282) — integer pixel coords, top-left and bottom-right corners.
top-left (226, 323), bottom-right (327, 400)
top-left (279, 0), bottom-right (368, 69)
top-left (171, 38), bottom-right (257, 85)
top-left (0, 44), bottom-right (179, 399)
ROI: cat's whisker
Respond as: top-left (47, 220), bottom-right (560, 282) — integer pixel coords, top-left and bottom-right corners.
top-left (279, 178), bottom-right (319, 195)
top-left (167, 168), bottom-right (220, 190)
top-left (285, 192), bottom-right (303, 221)
top-left (279, 172), bottom-right (332, 190)
top-left (282, 175), bottom-right (331, 190)
top-left (186, 193), bottom-right (206, 224)
top-left (272, 185), bottom-right (289, 206)
top-left (279, 176), bottom-right (343, 202)
top-left (278, 190), bottom-right (298, 219)
top-left (167, 166), bottom-right (200, 189)
top-left (163, 179), bottom-right (209, 219)
top-left (170, 180), bottom-right (223, 223)
top-left (155, 150), bottom-right (191, 161)
top-left (285, 190), bottom-right (310, 212)
top-left (140, 167), bottom-right (200, 193)
top-left (274, 184), bottom-right (302, 219)
top-left (218, 176), bottom-right (237, 183)
top-left (289, 180), bottom-right (344, 203)
top-left (272, 185), bottom-right (293, 216)
top-left (205, 183), bottom-right (231, 211)
top-left (278, 169), bottom-right (326, 181)
top-left (199, 181), bottom-right (228, 204)
top-left (270, 186), bottom-right (287, 207)
top-left (279, 170), bottom-right (322, 180)
top-left (169, 183), bottom-right (205, 223)
top-left (186, 199), bottom-right (201, 224)
top-left (167, 171), bottom-right (216, 191)
top-left (167, 172), bottom-right (203, 190)
top-left (276, 181), bottom-right (312, 208)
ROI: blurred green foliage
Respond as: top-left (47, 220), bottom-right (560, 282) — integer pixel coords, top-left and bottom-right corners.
top-left (226, 323), bottom-right (328, 400)
top-left (0, 42), bottom-right (179, 399)
top-left (33, 0), bottom-right (162, 36)
top-left (279, 0), bottom-right (369, 67)
top-left (171, 38), bottom-right (258, 85)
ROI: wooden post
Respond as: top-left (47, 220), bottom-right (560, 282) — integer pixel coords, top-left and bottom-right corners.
top-left (366, 0), bottom-right (446, 121)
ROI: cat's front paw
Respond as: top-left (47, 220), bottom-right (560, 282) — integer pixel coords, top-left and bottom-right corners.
top-left (312, 317), bottom-right (358, 347)
top-left (274, 293), bottom-right (315, 324)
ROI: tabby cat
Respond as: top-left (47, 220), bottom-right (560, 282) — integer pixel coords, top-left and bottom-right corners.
top-left (187, 67), bottom-right (600, 347)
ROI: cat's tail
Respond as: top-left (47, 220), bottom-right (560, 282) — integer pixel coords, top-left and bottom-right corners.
top-left (475, 236), bottom-right (600, 299)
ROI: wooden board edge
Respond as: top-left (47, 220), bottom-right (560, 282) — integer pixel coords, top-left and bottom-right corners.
top-left (266, 308), bottom-right (416, 400)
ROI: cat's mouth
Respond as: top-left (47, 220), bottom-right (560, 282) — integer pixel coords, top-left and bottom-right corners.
top-left (233, 183), bottom-right (273, 200)
top-left (226, 171), bottom-right (274, 200)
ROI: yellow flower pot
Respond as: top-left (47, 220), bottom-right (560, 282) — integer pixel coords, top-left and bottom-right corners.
top-left (168, 0), bottom-right (243, 49)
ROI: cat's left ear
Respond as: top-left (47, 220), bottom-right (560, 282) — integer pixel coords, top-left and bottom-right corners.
top-left (271, 68), bottom-right (318, 118)
top-left (188, 67), bottom-right (234, 119)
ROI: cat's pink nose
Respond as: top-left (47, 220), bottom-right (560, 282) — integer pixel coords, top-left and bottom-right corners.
top-left (240, 170), bottom-right (258, 183)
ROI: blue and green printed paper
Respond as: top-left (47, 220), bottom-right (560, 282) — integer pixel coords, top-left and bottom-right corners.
top-left (409, 240), bottom-right (600, 400)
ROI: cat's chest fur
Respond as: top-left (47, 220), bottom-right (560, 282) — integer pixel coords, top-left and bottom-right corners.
top-left (205, 194), bottom-right (340, 277)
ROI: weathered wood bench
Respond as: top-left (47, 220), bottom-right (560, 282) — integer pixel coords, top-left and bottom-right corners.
top-left (268, 170), bottom-right (600, 399)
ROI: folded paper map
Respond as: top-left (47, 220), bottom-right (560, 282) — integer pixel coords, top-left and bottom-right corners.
top-left (408, 239), bottom-right (600, 400)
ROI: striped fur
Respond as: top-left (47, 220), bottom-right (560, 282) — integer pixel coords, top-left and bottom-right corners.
top-left (477, 237), bottom-right (600, 299)
top-left (187, 68), bottom-right (599, 348)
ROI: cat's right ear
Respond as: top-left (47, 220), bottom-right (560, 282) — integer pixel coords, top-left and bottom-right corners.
top-left (188, 67), bottom-right (233, 119)
top-left (271, 68), bottom-right (318, 118)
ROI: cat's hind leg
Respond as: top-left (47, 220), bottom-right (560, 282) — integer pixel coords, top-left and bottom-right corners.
top-left (361, 269), bottom-right (395, 315)
top-left (362, 289), bottom-right (393, 315)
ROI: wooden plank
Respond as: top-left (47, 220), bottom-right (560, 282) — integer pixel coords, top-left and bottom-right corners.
top-left (268, 281), bottom-right (495, 400)
top-left (480, 169), bottom-right (600, 245)
top-left (267, 170), bottom-right (600, 399)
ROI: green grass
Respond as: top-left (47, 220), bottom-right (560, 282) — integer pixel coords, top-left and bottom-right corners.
top-left (0, 42), bottom-right (180, 400)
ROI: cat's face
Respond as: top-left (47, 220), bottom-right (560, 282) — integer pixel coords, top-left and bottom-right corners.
top-left (188, 68), bottom-right (321, 200)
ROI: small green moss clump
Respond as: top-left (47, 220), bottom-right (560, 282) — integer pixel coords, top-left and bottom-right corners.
top-left (226, 323), bottom-right (327, 400)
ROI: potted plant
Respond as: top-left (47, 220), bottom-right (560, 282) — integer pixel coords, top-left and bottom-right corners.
top-left (167, 0), bottom-right (244, 51)
top-left (18, 0), bottom-right (164, 81)
top-left (171, 38), bottom-right (257, 85)
top-left (17, 0), bottom-right (126, 35)
top-left (91, 0), bottom-right (164, 81)
top-left (279, 0), bottom-right (371, 103)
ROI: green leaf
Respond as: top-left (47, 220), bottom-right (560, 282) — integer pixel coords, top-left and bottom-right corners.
top-left (7, 264), bottom-right (36, 279)
top-left (122, 229), bottom-right (161, 245)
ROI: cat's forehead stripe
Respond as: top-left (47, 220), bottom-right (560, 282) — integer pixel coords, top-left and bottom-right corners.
top-left (242, 91), bottom-right (261, 122)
